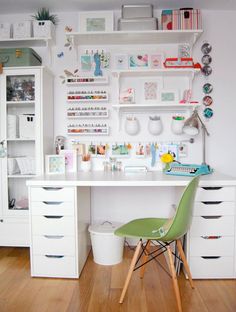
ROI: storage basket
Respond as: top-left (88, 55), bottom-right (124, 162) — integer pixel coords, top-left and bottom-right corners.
top-left (0, 22), bottom-right (11, 39)
top-left (16, 157), bottom-right (35, 175)
top-left (13, 21), bottom-right (31, 38)
top-left (19, 114), bottom-right (35, 139)
top-left (33, 20), bottom-right (55, 38)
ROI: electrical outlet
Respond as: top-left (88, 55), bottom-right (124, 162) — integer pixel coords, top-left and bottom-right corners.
top-left (179, 144), bottom-right (187, 157)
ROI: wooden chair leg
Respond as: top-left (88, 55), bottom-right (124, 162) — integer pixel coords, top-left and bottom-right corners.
top-left (167, 245), bottom-right (182, 312)
top-left (140, 240), bottom-right (150, 279)
top-left (119, 240), bottom-right (142, 304)
top-left (176, 239), bottom-right (194, 289)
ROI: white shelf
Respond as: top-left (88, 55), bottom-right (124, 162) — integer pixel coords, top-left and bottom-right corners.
top-left (66, 29), bottom-right (203, 46)
top-left (66, 76), bottom-right (109, 86)
top-left (7, 138), bottom-right (35, 141)
top-left (0, 37), bottom-right (54, 48)
top-left (112, 68), bottom-right (200, 79)
top-left (67, 98), bottom-right (108, 103)
top-left (6, 101), bottom-right (35, 106)
top-left (8, 174), bottom-right (36, 178)
top-left (113, 103), bottom-right (200, 109)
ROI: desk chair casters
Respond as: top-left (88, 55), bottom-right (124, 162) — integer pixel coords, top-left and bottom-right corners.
top-left (115, 176), bottom-right (200, 312)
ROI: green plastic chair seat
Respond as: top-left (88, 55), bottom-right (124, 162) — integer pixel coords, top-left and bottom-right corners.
top-left (114, 218), bottom-right (168, 240)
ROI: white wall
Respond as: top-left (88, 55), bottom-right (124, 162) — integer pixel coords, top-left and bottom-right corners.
top-left (1, 9), bottom-right (236, 222)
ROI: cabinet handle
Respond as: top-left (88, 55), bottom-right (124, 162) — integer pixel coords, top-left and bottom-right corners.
top-left (44, 235), bottom-right (64, 239)
top-left (42, 187), bottom-right (63, 191)
top-left (201, 236), bottom-right (222, 240)
top-left (201, 201), bottom-right (222, 205)
top-left (202, 187), bottom-right (222, 190)
top-left (201, 256), bottom-right (221, 259)
top-left (45, 255), bottom-right (64, 259)
top-left (43, 215), bottom-right (63, 219)
top-left (43, 201), bottom-right (63, 205)
top-left (201, 216), bottom-right (222, 219)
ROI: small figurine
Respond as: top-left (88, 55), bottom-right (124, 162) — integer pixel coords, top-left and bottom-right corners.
top-left (94, 52), bottom-right (103, 76)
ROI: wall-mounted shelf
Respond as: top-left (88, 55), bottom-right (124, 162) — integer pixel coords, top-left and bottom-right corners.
top-left (66, 29), bottom-right (203, 47)
top-left (66, 76), bottom-right (109, 86)
top-left (7, 138), bottom-right (35, 141)
top-left (68, 123), bottom-right (109, 136)
top-left (67, 106), bottom-right (109, 119)
top-left (0, 37), bottom-right (54, 48)
top-left (112, 68), bottom-right (200, 79)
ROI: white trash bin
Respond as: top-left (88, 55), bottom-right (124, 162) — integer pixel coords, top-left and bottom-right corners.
top-left (88, 221), bottom-right (124, 265)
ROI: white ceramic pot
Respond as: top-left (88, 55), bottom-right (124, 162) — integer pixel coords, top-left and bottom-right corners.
top-left (125, 117), bottom-right (139, 135)
top-left (81, 160), bottom-right (91, 172)
top-left (171, 117), bottom-right (185, 135)
top-left (148, 116), bottom-right (163, 135)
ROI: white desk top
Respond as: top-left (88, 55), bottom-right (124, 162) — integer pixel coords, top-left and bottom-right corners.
top-left (26, 171), bottom-right (236, 187)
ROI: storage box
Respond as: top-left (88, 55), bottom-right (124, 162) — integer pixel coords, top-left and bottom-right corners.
top-left (19, 114), bottom-right (35, 139)
top-left (121, 4), bottom-right (153, 19)
top-left (0, 48), bottom-right (42, 67)
top-left (0, 22), bottom-right (11, 39)
top-left (7, 115), bottom-right (18, 138)
top-left (13, 21), bottom-right (31, 38)
top-left (118, 17), bottom-right (158, 31)
top-left (33, 20), bottom-right (55, 38)
top-left (161, 10), bottom-right (172, 30)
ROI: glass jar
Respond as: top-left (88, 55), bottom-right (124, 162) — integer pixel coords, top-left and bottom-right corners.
top-left (116, 161), bottom-right (122, 171)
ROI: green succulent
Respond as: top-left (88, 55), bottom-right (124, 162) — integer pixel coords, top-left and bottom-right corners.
top-left (32, 8), bottom-right (58, 25)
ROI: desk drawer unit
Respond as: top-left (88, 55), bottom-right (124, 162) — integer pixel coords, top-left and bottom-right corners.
top-left (29, 186), bottom-right (78, 278)
top-left (187, 186), bottom-right (236, 279)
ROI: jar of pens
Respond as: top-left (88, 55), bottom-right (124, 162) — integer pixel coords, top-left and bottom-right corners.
top-left (80, 154), bottom-right (91, 172)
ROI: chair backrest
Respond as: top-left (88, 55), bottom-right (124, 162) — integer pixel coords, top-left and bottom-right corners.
top-left (161, 175), bottom-right (200, 242)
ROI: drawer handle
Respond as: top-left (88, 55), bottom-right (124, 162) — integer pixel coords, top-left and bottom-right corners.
top-left (201, 201), bottom-right (222, 205)
top-left (45, 255), bottom-right (64, 259)
top-left (201, 256), bottom-right (221, 259)
top-left (201, 236), bottom-right (222, 240)
top-left (44, 235), bottom-right (64, 239)
top-left (43, 201), bottom-right (63, 205)
top-left (43, 215), bottom-right (63, 219)
top-left (42, 187), bottom-right (63, 191)
top-left (201, 216), bottom-right (222, 219)
top-left (201, 187), bottom-right (222, 190)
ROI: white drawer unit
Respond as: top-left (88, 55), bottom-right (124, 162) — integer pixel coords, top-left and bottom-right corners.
top-left (187, 185), bottom-right (236, 279)
top-left (29, 185), bottom-right (91, 279)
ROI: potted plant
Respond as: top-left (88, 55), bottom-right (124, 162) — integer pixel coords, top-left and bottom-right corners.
top-left (32, 8), bottom-right (58, 38)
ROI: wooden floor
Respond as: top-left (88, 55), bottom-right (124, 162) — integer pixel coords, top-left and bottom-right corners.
top-left (0, 247), bottom-right (236, 312)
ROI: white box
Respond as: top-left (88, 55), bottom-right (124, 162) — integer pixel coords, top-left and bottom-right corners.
top-left (19, 114), bottom-right (35, 138)
top-left (13, 21), bottom-right (31, 38)
top-left (0, 22), bottom-right (11, 39)
top-left (33, 20), bottom-right (55, 38)
top-left (8, 158), bottom-right (20, 175)
top-left (7, 115), bottom-right (18, 138)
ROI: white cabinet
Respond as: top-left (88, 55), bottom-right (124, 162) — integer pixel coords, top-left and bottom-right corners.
top-left (29, 186), bottom-right (91, 278)
top-left (0, 66), bottom-right (54, 246)
top-left (187, 186), bottom-right (236, 279)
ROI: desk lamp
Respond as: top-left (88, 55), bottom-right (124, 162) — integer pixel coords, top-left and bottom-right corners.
top-left (183, 109), bottom-right (212, 172)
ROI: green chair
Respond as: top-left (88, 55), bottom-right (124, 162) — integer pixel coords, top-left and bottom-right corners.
top-left (114, 176), bottom-right (200, 312)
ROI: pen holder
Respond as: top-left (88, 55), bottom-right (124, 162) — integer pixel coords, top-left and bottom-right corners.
top-left (148, 116), bottom-right (163, 135)
top-left (125, 117), bottom-right (139, 135)
top-left (171, 116), bottom-right (185, 135)
top-left (80, 159), bottom-right (92, 172)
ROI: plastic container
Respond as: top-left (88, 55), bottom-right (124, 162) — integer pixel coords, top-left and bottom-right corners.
top-left (88, 221), bottom-right (124, 265)
top-left (121, 4), bottom-right (153, 19)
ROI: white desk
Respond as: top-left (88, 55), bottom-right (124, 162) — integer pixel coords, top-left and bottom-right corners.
top-left (27, 171), bottom-right (236, 279)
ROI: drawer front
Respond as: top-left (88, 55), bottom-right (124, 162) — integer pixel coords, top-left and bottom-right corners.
top-left (31, 216), bottom-right (75, 236)
top-left (189, 256), bottom-right (234, 279)
top-left (189, 236), bottom-right (234, 257)
top-left (31, 201), bottom-right (75, 216)
top-left (193, 201), bottom-right (235, 216)
top-left (195, 186), bottom-right (235, 202)
top-left (30, 187), bottom-right (75, 202)
top-left (190, 216), bottom-right (235, 237)
top-left (32, 235), bottom-right (75, 256)
top-left (32, 255), bottom-right (77, 278)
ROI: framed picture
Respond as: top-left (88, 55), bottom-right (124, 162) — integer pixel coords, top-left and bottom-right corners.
top-left (160, 89), bottom-right (179, 102)
top-left (45, 155), bottom-right (65, 175)
top-left (114, 54), bottom-right (128, 70)
top-left (150, 54), bottom-right (164, 69)
top-left (142, 78), bottom-right (163, 102)
top-left (78, 11), bottom-right (114, 32)
top-left (129, 54), bottom-right (148, 69)
top-left (112, 144), bottom-right (129, 156)
top-left (60, 149), bottom-right (77, 173)
top-left (96, 144), bottom-right (106, 156)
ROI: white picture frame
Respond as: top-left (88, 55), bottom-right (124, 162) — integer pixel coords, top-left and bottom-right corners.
top-left (114, 54), bottom-right (128, 70)
top-left (150, 53), bottom-right (164, 69)
top-left (142, 78), bottom-right (163, 103)
top-left (128, 53), bottom-right (149, 69)
top-left (78, 11), bottom-right (114, 32)
top-left (160, 89), bottom-right (179, 103)
top-left (60, 149), bottom-right (77, 173)
top-left (45, 155), bottom-right (65, 175)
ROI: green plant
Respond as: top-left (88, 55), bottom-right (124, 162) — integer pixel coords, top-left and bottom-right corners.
top-left (32, 8), bottom-right (58, 25)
